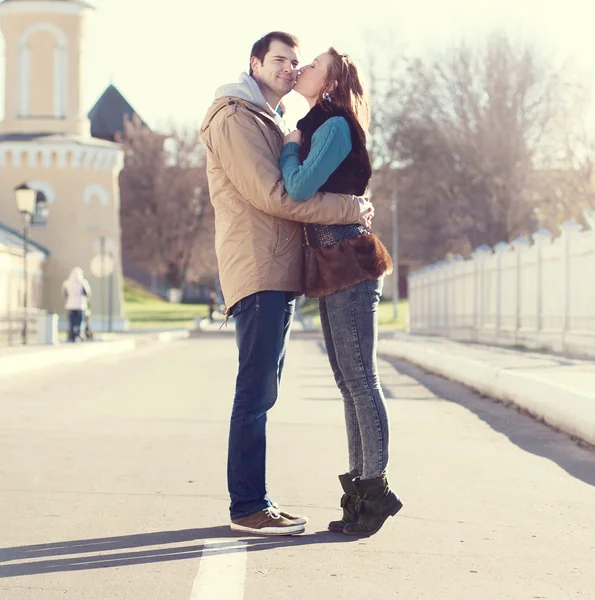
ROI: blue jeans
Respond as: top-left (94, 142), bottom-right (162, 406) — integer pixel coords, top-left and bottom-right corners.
top-left (319, 278), bottom-right (390, 479)
top-left (228, 291), bottom-right (295, 519)
top-left (68, 309), bottom-right (83, 342)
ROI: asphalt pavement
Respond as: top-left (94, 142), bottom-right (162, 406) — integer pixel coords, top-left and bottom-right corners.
top-left (0, 334), bottom-right (593, 600)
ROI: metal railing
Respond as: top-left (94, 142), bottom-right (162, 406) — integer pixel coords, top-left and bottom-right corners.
top-left (407, 220), bottom-right (595, 356)
top-left (0, 308), bottom-right (47, 346)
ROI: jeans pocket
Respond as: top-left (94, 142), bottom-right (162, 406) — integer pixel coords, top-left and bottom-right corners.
top-left (230, 299), bottom-right (242, 317)
top-left (232, 293), bottom-right (261, 318)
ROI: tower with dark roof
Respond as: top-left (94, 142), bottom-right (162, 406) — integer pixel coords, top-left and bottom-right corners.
top-left (88, 84), bottom-right (147, 143)
top-left (0, 0), bottom-right (128, 331)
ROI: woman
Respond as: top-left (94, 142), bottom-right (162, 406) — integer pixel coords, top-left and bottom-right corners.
top-left (279, 48), bottom-right (402, 537)
top-left (62, 267), bottom-right (91, 342)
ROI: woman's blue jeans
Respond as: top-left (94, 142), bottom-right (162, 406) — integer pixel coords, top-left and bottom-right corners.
top-left (319, 278), bottom-right (390, 479)
top-left (228, 291), bottom-right (295, 519)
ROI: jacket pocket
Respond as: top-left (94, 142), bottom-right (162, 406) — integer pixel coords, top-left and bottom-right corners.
top-left (271, 221), bottom-right (281, 255)
top-left (271, 220), bottom-right (299, 257)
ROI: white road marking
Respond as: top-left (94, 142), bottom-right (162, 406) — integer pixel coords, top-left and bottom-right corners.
top-left (189, 539), bottom-right (248, 600)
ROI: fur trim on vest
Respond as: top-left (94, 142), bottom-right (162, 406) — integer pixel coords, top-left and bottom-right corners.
top-left (304, 234), bottom-right (393, 298)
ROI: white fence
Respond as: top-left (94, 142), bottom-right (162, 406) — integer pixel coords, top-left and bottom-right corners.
top-left (407, 220), bottom-right (595, 356)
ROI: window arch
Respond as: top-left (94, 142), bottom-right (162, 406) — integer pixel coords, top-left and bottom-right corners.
top-left (18, 23), bottom-right (68, 118)
top-left (83, 184), bottom-right (110, 206)
top-left (27, 180), bottom-right (55, 227)
top-left (27, 180), bottom-right (56, 205)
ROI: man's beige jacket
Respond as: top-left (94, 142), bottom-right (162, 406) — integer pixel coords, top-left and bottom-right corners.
top-left (199, 73), bottom-right (361, 312)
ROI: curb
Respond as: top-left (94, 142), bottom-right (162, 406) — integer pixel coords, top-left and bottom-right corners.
top-left (155, 330), bottom-right (191, 343)
top-left (378, 337), bottom-right (595, 447)
top-left (194, 317), bottom-right (319, 334)
top-left (0, 329), bottom-right (191, 380)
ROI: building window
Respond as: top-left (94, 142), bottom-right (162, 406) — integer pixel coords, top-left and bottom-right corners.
top-left (18, 23), bottom-right (68, 119)
top-left (27, 181), bottom-right (55, 228)
top-left (30, 191), bottom-right (49, 227)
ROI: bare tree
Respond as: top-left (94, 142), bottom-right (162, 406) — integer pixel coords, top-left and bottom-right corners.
top-left (532, 85), bottom-right (595, 229)
top-left (377, 33), bottom-right (579, 260)
top-left (118, 116), bottom-right (213, 289)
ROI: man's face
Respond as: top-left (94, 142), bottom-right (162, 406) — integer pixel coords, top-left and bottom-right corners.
top-left (251, 40), bottom-right (300, 103)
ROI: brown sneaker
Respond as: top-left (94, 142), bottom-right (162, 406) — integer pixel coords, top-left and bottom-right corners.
top-left (230, 507), bottom-right (305, 536)
top-left (272, 503), bottom-right (308, 525)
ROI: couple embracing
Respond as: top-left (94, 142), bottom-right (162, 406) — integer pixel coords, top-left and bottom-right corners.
top-left (200, 31), bottom-right (402, 538)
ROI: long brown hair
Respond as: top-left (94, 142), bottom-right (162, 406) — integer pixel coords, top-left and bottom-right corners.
top-left (318, 47), bottom-right (370, 133)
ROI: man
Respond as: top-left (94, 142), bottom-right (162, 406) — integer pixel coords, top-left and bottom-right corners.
top-left (200, 31), bottom-right (373, 536)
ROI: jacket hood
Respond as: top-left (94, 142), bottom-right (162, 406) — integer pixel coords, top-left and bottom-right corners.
top-left (215, 72), bottom-right (274, 112)
top-left (200, 73), bottom-right (287, 136)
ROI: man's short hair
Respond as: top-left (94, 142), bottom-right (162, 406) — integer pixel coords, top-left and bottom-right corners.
top-left (249, 31), bottom-right (299, 75)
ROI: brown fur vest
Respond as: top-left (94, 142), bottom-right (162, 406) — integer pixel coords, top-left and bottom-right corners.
top-left (304, 233), bottom-right (393, 298)
top-left (297, 103), bottom-right (392, 297)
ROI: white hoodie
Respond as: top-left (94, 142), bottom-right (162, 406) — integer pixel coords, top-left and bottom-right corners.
top-left (62, 268), bottom-right (91, 311)
top-left (214, 72), bottom-right (289, 134)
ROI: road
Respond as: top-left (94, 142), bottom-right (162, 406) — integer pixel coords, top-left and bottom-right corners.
top-left (0, 333), bottom-right (593, 599)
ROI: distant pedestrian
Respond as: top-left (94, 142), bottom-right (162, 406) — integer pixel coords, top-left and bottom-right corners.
top-left (62, 268), bottom-right (91, 342)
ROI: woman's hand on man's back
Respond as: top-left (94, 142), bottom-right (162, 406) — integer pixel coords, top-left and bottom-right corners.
top-left (284, 130), bottom-right (302, 146)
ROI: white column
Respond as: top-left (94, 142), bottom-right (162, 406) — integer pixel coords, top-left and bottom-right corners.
top-left (560, 220), bottom-right (582, 346)
top-left (531, 228), bottom-right (552, 333)
top-left (18, 44), bottom-right (30, 117)
top-left (472, 245), bottom-right (492, 337)
top-left (54, 44), bottom-right (68, 117)
top-left (407, 271), bottom-right (416, 331)
top-left (493, 242), bottom-right (510, 340)
top-left (512, 236), bottom-right (531, 340)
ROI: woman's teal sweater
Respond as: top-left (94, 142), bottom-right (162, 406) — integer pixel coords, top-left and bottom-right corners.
top-left (279, 117), bottom-right (352, 202)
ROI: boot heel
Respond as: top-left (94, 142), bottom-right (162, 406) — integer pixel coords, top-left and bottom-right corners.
top-left (390, 499), bottom-right (403, 516)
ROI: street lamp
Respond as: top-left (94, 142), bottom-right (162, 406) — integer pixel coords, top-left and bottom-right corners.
top-left (391, 189), bottom-right (399, 320)
top-left (14, 183), bottom-right (37, 345)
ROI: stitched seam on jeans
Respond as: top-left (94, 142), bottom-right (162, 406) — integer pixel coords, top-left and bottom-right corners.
top-left (364, 279), bottom-right (386, 474)
top-left (322, 295), bottom-right (363, 474)
top-left (350, 282), bottom-right (386, 477)
top-left (233, 293), bottom-right (260, 517)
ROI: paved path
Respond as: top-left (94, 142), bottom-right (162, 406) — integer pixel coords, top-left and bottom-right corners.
top-left (0, 334), bottom-right (593, 599)
top-left (379, 334), bottom-right (595, 446)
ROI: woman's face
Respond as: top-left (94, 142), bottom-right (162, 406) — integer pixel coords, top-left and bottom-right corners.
top-left (293, 51), bottom-right (335, 101)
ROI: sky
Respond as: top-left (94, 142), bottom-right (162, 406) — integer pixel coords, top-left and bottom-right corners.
top-left (1, 0), bottom-right (595, 129)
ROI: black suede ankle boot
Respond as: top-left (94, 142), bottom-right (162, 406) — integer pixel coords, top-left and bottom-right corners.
top-left (328, 473), bottom-right (359, 532)
top-left (343, 476), bottom-right (403, 537)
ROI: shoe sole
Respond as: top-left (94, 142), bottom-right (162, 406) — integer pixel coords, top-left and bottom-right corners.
top-left (230, 523), bottom-right (305, 536)
top-left (342, 501), bottom-right (403, 537)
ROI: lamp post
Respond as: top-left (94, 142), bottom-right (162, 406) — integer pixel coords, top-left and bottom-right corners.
top-left (14, 183), bottom-right (37, 345)
top-left (391, 189), bottom-right (399, 320)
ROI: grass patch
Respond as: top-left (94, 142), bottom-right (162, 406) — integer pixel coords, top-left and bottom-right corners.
top-left (123, 277), bottom-right (408, 331)
top-left (300, 298), bottom-right (408, 330)
top-left (123, 278), bottom-right (208, 330)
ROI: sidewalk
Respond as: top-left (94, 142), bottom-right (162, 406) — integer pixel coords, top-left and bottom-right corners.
top-left (378, 333), bottom-right (595, 447)
top-left (195, 316), bottom-right (315, 333)
top-left (0, 329), bottom-right (190, 380)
